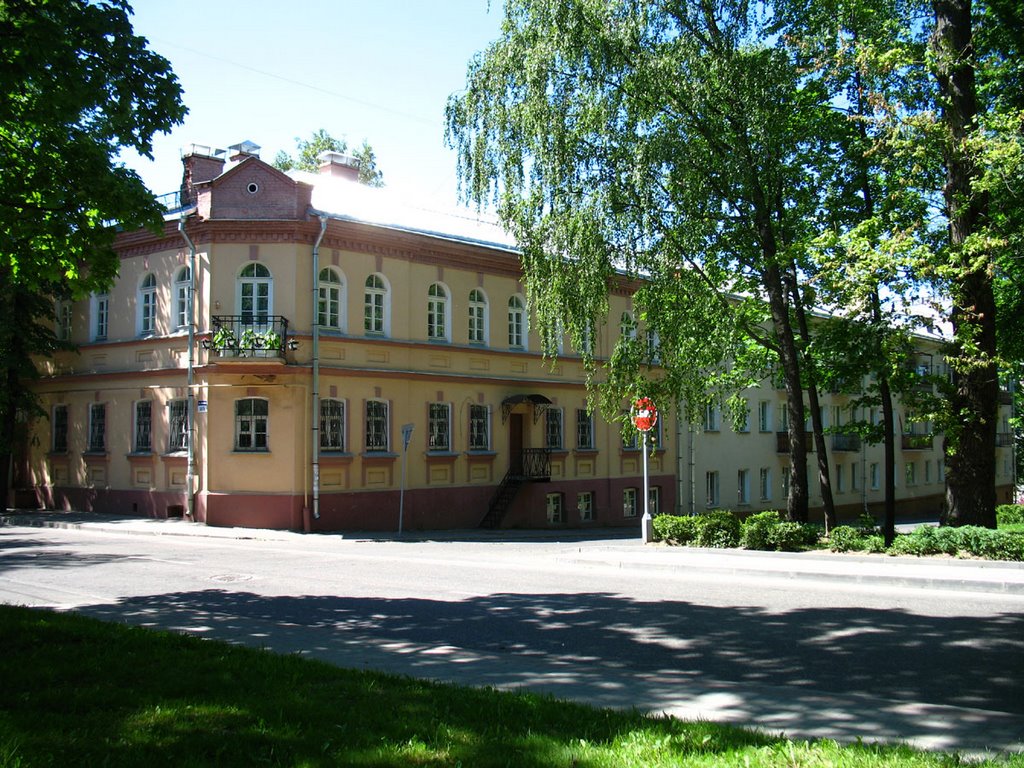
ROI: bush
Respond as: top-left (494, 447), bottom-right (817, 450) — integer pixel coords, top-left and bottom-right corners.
top-left (956, 526), bottom-right (1024, 561)
top-left (740, 510), bottom-right (782, 550)
top-left (694, 509), bottom-right (741, 548)
top-left (769, 521), bottom-right (810, 551)
top-left (997, 504), bottom-right (1024, 526)
top-left (652, 514), bottom-right (700, 545)
top-left (828, 525), bottom-right (864, 552)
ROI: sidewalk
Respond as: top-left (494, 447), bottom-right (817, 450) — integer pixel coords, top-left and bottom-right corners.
top-left (4, 509), bottom-right (1024, 595)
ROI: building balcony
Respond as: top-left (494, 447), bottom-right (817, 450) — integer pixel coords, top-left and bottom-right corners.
top-left (901, 433), bottom-right (933, 450)
top-left (831, 433), bottom-right (862, 452)
top-left (208, 315), bottom-right (289, 360)
top-left (997, 432), bottom-right (1014, 447)
top-left (776, 431), bottom-right (814, 454)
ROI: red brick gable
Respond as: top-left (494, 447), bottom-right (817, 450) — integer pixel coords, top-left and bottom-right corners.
top-left (196, 156), bottom-right (312, 221)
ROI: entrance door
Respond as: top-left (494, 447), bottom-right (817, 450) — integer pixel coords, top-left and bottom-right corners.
top-left (509, 413), bottom-right (523, 475)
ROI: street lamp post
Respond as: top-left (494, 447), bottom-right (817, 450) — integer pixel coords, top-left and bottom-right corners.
top-left (632, 397), bottom-right (658, 543)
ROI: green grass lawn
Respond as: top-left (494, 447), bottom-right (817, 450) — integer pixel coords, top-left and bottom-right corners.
top-left (0, 604), bottom-right (1019, 767)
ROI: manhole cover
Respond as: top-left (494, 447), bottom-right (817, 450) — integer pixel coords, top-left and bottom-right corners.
top-left (209, 573), bottom-right (255, 583)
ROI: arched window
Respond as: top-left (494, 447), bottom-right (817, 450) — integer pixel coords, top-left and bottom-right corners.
top-left (468, 288), bottom-right (488, 345)
top-left (427, 283), bottom-right (450, 341)
top-left (174, 266), bottom-right (191, 330)
top-left (508, 295), bottom-right (526, 349)
top-left (364, 274), bottom-right (389, 336)
top-left (318, 267), bottom-right (345, 330)
top-left (235, 398), bottom-right (269, 451)
top-left (138, 274), bottom-right (157, 336)
top-left (238, 263), bottom-right (272, 326)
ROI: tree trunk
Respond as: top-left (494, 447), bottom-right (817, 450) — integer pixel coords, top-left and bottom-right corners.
top-left (786, 264), bottom-right (837, 531)
top-left (932, 0), bottom-right (998, 527)
top-left (764, 262), bottom-right (809, 522)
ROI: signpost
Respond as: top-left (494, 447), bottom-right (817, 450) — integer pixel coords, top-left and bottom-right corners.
top-left (398, 423), bottom-right (414, 535)
top-left (631, 397), bottom-right (658, 543)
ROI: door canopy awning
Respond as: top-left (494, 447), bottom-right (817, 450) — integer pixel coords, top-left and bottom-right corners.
top-left (501, 393), bottom-right (553, 424)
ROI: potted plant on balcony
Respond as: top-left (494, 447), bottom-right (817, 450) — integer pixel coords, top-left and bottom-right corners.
top-left (211, 326), bottom-right (237, 356)
top-left (261, 329), bottom-right (282, 350)
top-left (240, 328), bottom-right (260, 354)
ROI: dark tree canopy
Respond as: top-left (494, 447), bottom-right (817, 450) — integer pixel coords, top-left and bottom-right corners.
top-left (1, 0), bottom-right (186, 502)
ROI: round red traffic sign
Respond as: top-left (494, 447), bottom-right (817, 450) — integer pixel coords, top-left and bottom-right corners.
top-left (632, 397), bottom-right (657, 432)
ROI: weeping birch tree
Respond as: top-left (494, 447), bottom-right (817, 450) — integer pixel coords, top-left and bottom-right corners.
top-left (447, 0), bottom-right (852, 521)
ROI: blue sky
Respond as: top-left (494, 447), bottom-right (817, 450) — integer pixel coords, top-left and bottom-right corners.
top-left (121, 0), bottom-right (504, 205)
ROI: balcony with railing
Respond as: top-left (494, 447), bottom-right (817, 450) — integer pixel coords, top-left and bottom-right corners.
top-left (831, 433), bottom-right (862, 452)
top-left (901, 433), bottom-right (933, 450)
top-left (776, 431), bottom-right (814, 453)
top-left (997, 432), bottom-right (1015, 447)
top-left (208, 315), bottom-right (290, 361)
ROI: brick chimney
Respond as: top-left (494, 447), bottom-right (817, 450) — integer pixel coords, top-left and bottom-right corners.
top-left (180, 144), bottom-right (226, 207)
top-left (318, 150), bottom-right (360, 182)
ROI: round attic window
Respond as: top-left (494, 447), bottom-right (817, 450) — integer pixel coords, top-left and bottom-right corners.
top-left (246, 182), bottom-right (259, 194)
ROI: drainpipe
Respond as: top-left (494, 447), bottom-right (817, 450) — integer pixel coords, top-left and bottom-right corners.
top-left (311, 215), bottom-right (328, 523)
top-left (178, 215), bottom-right (197, 521)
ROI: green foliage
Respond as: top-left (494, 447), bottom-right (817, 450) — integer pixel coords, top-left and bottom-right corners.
top-left (694, 510), bottom-right (741, 549)
top-left (652, 514), bottom-right (700, 545)
top-left (997, 504), bottom-right (1024, 526)
top-left (740, 510), bottom-right (783, 550)
top-left (0, 604), bottom-right (991, 767)
top-left (828, 526), bottom-right (865, 553)
top-left (0, 0), bottom-right (185, 499)
top-left (272, 129), bottom-right (384, 187)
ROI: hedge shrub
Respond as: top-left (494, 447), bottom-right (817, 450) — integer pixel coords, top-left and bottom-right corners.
top-left (740, 511), bottom-right (819, 551)
top-left (695, 509), bottom-right (741, 548)
top-left (828, 525), bottom-right (864, 552)
top-left (997, 504), bottom-right (1024, 526)
top-left (652, 514), bottom-right (700, 545)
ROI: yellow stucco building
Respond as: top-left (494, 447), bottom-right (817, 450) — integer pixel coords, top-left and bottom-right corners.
top-left (13, 143), bottom-right (1015, 530)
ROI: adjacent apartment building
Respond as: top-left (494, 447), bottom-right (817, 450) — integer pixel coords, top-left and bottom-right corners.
top-left (11, 142), bottom-right (1016, 530)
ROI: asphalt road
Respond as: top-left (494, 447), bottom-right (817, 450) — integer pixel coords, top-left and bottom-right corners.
top-left (2, 522), bottom-right (1023, 755)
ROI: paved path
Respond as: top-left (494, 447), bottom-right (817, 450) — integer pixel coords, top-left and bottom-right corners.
top-left (3, 510), bottom-right (1023, 758)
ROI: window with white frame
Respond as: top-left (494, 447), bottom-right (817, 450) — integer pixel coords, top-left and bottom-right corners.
top-left (87, 403), bottom-right (106, 453)
top-left (469, 404), bottom-right (490, 451)
top-left (758, 400), bottom-right (772, 433)
top-left (320, 398), bottom-right (345, 452)
top-left (925, 459), bottom-right (932, 483)
top-left (52, 404), bottom-right (68, 452)
top-left (168, 399), bottom-right (189, 453)
top-left (938, 459), bottom-right (945, 482)
top-left (778, 406), bottom-right (790, 432)
top-left (541, 319), bottom-right (564, 356)
top-left (577, 491), bottom-right (594, 521)
top-left (318, 267), bottom-right (345, 330)
top-left (238, 263), bottom-right (272, 326)
top-left (703, 403), bottom-right (720, 432)
top-left (139, 274), bottom-right (157, 335)
top-left (646, 328), bottom-right (660, 363)
top-left (870, 462), bottom-right (880, 490)
top-left (622, 416), bottom-right (639, 450)
top-left (575, 409), bottom-right (594, 450)
top-left (468, 288), bottom-right (488, 344)
top-left (737, 469), bottom-right (750, 505)
top-left (544, 408), bottom-right (563, 450)
top-left (905, 461), bottom-right (916, 486)
top-left (507, 295), bottom-right (526, 348)
top-left (428, 402), bottom-right (451, 451)
top-left (623, 487), bottom-right (638, 517)
top-left (706, 471), bottom-right (720, 507)
top-left (365, 399), bottom-right (389, 452)
top-left (92, 292), bottom-right (108, 341)
top-left (735, 400), bottom-right (750, 433)
top-left (851, 462), bottom-right (860, 491)
top-left (427, 283), bottom-right (450, 341)
top-left (134, 401), bottom-right (152, 453)
top-left (235, 398), bottom-right (269, 451)
top-left (174, 266), bottom-right (191, 330)
top-left (56, 299), bottom-right (72, 341)
top-left (364, 274), bottom-right (388, 335)
top-left (782, 467), bottom-right (790, 497)
top-left (759, 467), bottom-right (772, 501)
top-left (578, 323), bottom-right (594, 356)
top-left (836, 463), bottom-right (845, 492)
top-left (619, 311), bottom-right (637, 341)
top-left (546, 492), bottom-right (564, 524)
top-left (649, 486), bottom-right (660, 515)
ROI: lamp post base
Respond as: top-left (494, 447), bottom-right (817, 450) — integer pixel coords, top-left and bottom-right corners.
top-left (641, 513), bottom-right (654, 543)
